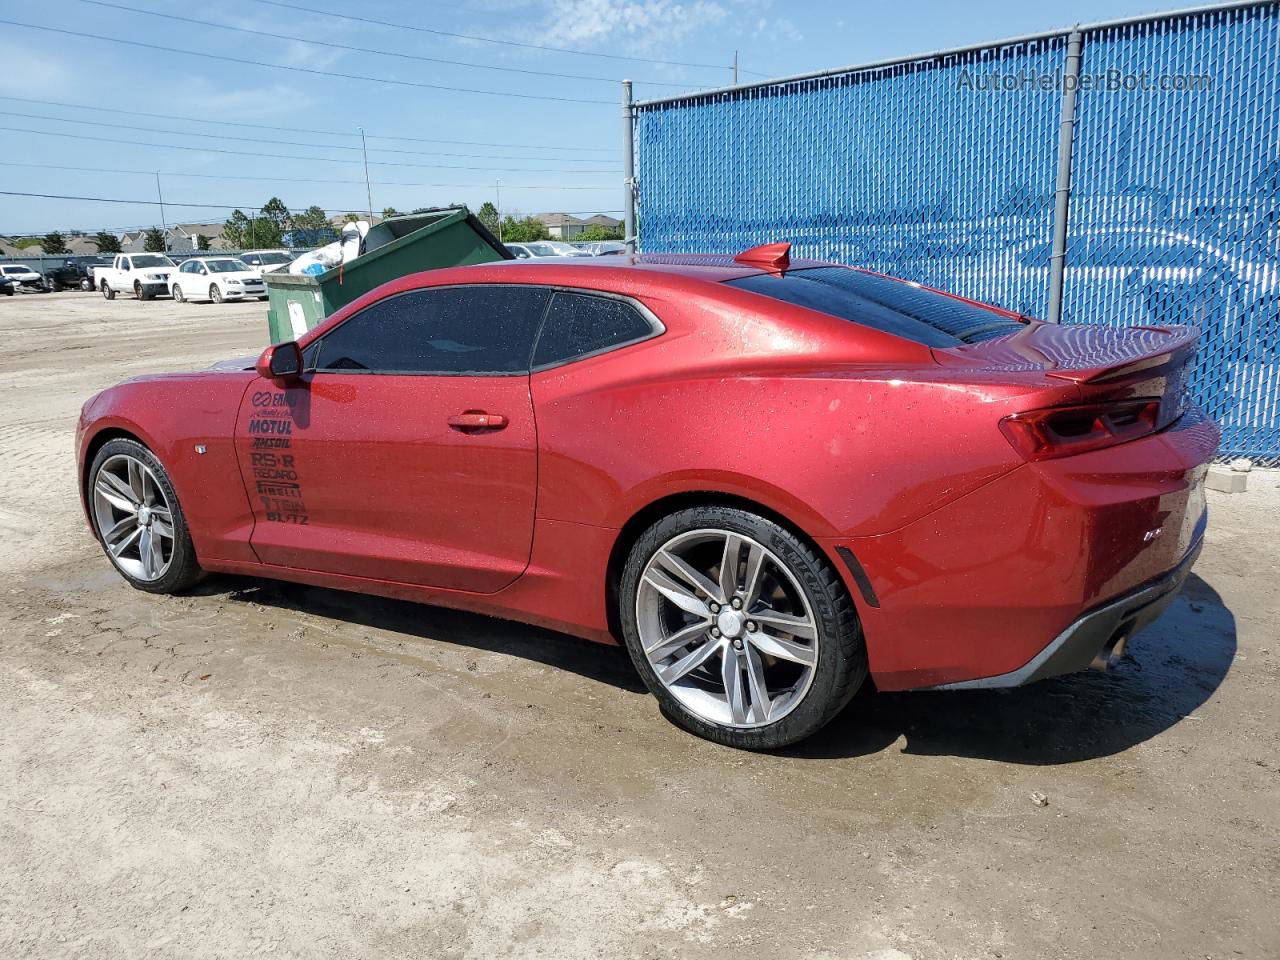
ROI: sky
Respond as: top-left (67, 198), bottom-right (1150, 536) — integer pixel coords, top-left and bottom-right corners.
top-left (0, 0), bottom-right (1209, 236)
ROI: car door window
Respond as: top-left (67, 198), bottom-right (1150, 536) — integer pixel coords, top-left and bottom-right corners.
top-left (532, 291), bottom-right (659, 368)
top-left (314, 285), bottom-right (551, 375)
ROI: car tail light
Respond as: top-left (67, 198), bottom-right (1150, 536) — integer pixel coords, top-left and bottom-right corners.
top-left (999, 399), bottom-right (1162, 461)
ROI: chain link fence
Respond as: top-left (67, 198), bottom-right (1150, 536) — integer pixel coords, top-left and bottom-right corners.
top-left (634, 1), bottom-right (1280, 463)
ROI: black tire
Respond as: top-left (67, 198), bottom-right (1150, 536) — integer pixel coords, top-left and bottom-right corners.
top-left (210, 284), bottom-right (223, 304)
top-left (619, 505), bottom-right (866, 750)
top-left (81, 277), bottom-right (93, 291)
top-left (87, 438), bottom-right (204, 594)
top-left (134, 281), bottom-right (153, 301)
top-left (101, 281), bottom-right (115, 300)
top-left (172, 284), bottom-right (185, 303)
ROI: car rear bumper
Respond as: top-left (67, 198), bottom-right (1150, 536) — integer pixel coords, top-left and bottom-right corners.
top-left (930, 529), bottom-right (1202, 689)
top-left (825, 405), bottom-right (1219, 691)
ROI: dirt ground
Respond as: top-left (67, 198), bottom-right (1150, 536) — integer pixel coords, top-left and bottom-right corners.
top-left (0, 290), bottom-right (1277, 960)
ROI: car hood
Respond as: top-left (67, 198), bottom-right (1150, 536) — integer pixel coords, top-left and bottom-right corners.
top-left (209, 355), bottom-right (257, 371)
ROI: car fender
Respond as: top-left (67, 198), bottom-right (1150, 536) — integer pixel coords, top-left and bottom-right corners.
top-left (78, 373), bottom-right (259, 562)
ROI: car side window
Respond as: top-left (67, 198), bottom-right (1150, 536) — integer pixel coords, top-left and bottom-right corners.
top-left (121, 258), bottom-right (131, 270)
top-left (532, 291), bottom-right (657, 369)
top-left (314, 285), bottom-right (552, 375)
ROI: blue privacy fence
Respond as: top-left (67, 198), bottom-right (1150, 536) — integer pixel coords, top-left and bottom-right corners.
top-left (632, 1), bottom-right (1280, 462)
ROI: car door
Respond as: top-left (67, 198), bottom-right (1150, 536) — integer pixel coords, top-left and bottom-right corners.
top-left (235, 283), bottom-right (550, 593)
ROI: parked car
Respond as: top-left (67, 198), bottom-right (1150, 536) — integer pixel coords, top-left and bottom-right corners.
top-left (0, 263), bottom-right (47, 291)
top-left (76, 243), bottom-right (1216, 749)
top-left (584, 241), bottom-right (627, 256)
top-left (238, 250), bottom-right (293, 274)
top-left (543, 241), bottom-right (592, 257)
top-left (505, 242), bottom-right (589, 258)
top-left (0, 274), bottom-right (13, 296)
top-left (505, 242), bottom-right (556, 258)
top-left (170, 257), bottom-right (268, 303)
top-left (45, 257), bottom-right (111, 292)
top-left (97, 254), bottom-right (178, 300)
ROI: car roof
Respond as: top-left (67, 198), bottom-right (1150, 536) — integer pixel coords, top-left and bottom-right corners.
top-left (477, 251), bottom-right (835, 284)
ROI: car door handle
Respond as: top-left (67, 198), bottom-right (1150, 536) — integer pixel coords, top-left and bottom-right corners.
top-left (447, 412), bottom-right (508, 430)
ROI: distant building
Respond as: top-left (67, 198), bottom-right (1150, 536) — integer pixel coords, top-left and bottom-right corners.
top-left (536, 213), bottom-right (622, 239)
top-left (119, 230), bottom-right (149, 253)
top-left (166, 223), bottom-right (226, 252)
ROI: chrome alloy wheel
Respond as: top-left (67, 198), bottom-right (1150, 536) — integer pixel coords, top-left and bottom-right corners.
top-left (636, 529), bottom-right (819, 728)
top-left (92, 454), bottom-right (175, 581)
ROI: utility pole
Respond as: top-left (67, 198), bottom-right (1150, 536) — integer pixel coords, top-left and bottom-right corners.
top-left (495, 179), bottom-right (503, 243)
top-left (733, 50), bottom-right (738, 84)
top-left (622, 80), bottom-right (636, 255)
top-left (359, 126), bottom-right (374, 224)
top-left (155, 172), bottom-right (168, 251)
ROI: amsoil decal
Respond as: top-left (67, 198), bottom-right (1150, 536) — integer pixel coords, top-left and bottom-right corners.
top-left (247, 390), bottom-right (309, 525)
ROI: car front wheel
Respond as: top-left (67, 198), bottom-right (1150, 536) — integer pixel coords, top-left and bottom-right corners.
top-left (88, 439), bottom-right (203, 593)
top-left (210, 284), bottom-right (223, 304)
top-left (172, 284), bottom-right (185, 303)
top-left (620, 506), bottom-right (866, 750)
top-left (101, 282), bottom-right (115, 300)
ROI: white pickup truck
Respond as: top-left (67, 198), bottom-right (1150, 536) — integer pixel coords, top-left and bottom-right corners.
top-left (96, 253), bottom-right (178, 301)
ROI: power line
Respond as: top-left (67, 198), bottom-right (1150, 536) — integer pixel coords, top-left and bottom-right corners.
top-left (1, 126), bottom-right (620, 174)
top-left (0, 95), bottom-right (618, 153)
top-left (77, 0), bottom-right (698, 90)
top-left (5, 21), bottom-right (616, 105)
top-left (0, 161), bottom-right (616, 191)
top-left (0, 189), bottom-right (622, 217)
top-left (0, 109), bottom-right (615, 164)
top-left (253, 0), bottom-right (758, 74)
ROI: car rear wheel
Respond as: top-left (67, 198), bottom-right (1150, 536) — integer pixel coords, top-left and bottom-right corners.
top-left (172, 284), bottom-right (185, 303)
top-left (210, 284), bottom-right (223, 304)
top-left (88, 439), bottom-right (203, 594)
top-left (620, 506), bottom-right (866, 750)
top-left (101, 281), bottom-right (115, 300)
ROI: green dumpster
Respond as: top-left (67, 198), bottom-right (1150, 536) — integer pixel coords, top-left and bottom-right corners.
top-left (265, 207), bottom-right (510, 343)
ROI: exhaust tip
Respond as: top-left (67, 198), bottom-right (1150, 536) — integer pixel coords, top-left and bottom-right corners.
top-left (1090, 625), bottom-right (1131, 672)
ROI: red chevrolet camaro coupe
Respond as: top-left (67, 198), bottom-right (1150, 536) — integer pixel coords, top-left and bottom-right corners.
top-left (76, 244), bottom-right (1217, 748)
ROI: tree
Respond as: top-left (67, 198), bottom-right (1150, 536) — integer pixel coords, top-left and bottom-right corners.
top-left (573, 224), bottom-right (623, 242)
top-left (293, 205), bottom-right (330, 231)
top-left (260, 196), bottom-right (292, 233)
top-left (381, 206), bottom-right (401, 220)
top-left (197, 235), bottom-right (212, 251)
top-left (42, 231), bottom-right (69, 254)
top-left (223, 210), bottom-right (250, 249)
top-left (499, 215), bottom-right (549, 243)
top-left (477, 201), bottom-right (499, 236)
top-left (143, 227), bottom-right (166, 252)
top-left (93, 231), bottom-right (121, 254)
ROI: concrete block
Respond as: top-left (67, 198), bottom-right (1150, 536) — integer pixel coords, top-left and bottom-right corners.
top-left (1206, 466), bottom-right (1247, 493)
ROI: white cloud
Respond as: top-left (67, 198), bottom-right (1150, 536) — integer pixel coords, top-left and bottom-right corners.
top-left (0, 40), bottom-right (75, 96)
top-left (750, 15), bottom-right (802, 43)
top-left (532, 0), bottom-right (729, 53)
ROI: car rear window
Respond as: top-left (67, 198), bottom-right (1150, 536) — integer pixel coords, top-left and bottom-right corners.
top-left (726, 267), bottom-right (1025, 346)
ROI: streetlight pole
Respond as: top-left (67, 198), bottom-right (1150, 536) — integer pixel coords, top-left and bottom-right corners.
top-left (155, 172), bottom-right (168, 251)
top-left (359, 126), bottom-right (374, 224)
top-left (495, 179), bottom-right (503, 243)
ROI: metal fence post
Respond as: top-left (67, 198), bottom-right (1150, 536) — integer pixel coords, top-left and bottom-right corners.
top-left (1047, 27), bottom-right (1083, 324)
top-left (622, 80), bottom-right (637, 254)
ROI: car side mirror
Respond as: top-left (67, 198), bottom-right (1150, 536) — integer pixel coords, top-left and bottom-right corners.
top-left (257, 341), bottom-right (303, 381)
